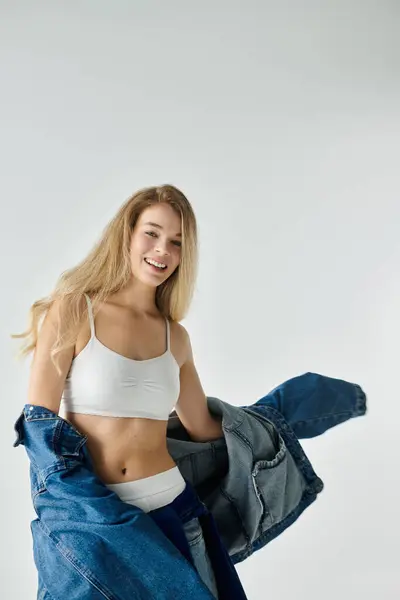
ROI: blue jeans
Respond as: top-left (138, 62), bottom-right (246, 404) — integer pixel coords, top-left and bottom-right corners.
top-left (147, 371), bottom-right (367, 598)
top-left (17, 372), bottom-right (366, 598)
top-left (35, 476), bottom-right (245, 600)
top-left (148, 479), bottom-right (248, 600)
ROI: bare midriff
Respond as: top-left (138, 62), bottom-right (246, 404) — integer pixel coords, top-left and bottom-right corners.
top-left (63, 298), bottom-right (185, 485)
top-left (65, 411), bottom-right (178, 485)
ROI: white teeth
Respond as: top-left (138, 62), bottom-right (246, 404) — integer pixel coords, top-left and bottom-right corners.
top-left (145, 258), bottom-right (166, 269)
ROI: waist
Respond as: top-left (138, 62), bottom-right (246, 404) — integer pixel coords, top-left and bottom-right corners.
top-left (98, 450), bottom-right (178, 484)
top-left (64, 411), bottom-right (176, 483)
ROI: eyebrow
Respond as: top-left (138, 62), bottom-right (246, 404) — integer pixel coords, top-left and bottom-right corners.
top-left (143, 221), bottom-right (181, 237)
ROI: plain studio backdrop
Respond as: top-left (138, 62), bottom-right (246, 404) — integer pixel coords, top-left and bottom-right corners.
top-left (1, 1), bottom-right (399, 599)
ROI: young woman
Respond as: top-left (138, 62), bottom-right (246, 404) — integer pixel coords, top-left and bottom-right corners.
top-left (13, 184), bottom-right (369, 599)
top-left (13, 185), bottom-right (247, 599)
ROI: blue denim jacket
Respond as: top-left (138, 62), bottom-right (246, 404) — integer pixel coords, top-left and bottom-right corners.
top-left (13, 372), bottom-right (366, 599)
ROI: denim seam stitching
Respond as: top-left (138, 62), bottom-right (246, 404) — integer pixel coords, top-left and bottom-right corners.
top-left (293, 411), bottom-right (354, 426)
top-left (218, 485), bottom-right (252, 551)
top-left (36, 520), bottom-right (121, 600)
top-left (231, 486), bottom-right (319, 564)
top-left (243, 406), bottom-right (323, 488)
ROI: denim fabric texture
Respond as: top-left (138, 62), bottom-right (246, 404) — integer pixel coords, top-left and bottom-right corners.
top-left (149, 480), bottom-right (247, 599)
top-left (182, 516), bottom-right (219, 596)
top-left (253, 371), bottom-right (367, 439)
top-left (13, 372), bottom-right (367, 598)
top-left (14, 405), bottom-right (218, 600)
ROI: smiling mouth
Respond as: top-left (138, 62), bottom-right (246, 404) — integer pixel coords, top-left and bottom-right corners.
top-left (144, 258), bottom-right (168, 271)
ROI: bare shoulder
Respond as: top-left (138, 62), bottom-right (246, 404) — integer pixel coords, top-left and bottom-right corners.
top-left (169, 320), bottom-right (192, 367)
top-left (170, 320), bottom-right (190, 346)
top-left (27, 295), bottom-right (87, 412)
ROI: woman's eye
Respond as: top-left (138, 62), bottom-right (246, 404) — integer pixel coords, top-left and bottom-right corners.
top-left (146, 231), bottom-right (181, 247)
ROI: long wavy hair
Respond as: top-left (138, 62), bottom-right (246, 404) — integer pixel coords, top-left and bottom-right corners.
top-left (11, 184), bottom-right (198, 376)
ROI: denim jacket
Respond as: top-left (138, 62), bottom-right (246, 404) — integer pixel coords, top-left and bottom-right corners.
top-left (13, 372), bottom-right (366, 599)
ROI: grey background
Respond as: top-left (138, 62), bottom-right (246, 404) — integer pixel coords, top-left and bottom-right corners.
top-left (1, 1), bottom-right (399, 598)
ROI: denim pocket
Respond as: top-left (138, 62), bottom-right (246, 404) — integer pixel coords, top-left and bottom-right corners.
top-left (251, 433), bottom-right (289, 531)
top-left (53, 420), bottom-right (88, 461)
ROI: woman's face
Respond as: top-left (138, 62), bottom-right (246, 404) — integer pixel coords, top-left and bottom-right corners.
top-left (129, 203), bottom-right (182, 286)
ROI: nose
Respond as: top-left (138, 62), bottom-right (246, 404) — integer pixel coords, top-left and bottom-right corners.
top-left (154, 241), bottom-right (170, 256)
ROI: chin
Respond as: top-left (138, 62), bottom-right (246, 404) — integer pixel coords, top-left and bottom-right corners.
top-left (139, 272), bottom-right (169, 287)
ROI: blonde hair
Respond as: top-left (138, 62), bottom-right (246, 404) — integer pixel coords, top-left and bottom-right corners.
top-left (11, 184), bottom-right (198, 375)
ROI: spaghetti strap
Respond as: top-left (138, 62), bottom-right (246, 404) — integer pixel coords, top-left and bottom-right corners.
top-left (165, 318), bottom-right (170, 352)
top-left (83, 293), bottom-right (95, 338)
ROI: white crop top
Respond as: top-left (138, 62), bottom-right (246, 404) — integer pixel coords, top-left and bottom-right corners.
top-left (60, 294), bottom-right (180, 419)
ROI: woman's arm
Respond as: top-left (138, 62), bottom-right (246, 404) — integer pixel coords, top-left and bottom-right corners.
top-left (27, 297), bottom-right (76, 413)
top-left (174, 324), bottom-right (223, 442)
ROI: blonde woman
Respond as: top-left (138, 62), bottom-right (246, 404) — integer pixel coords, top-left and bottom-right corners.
top-left (13, 185), bottom-right (247, 599)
